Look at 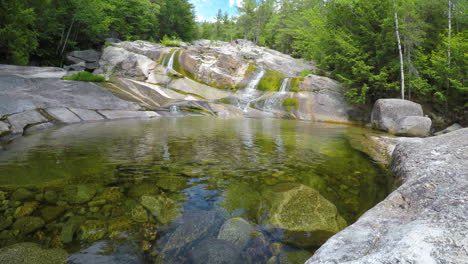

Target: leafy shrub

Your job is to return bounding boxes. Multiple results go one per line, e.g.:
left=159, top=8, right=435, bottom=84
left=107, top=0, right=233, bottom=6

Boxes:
left=160, top=35, right=184, bottom=47
left=282, top=98, right=299, bottom=111
left=62, top=72, right=106, bottom=82
left=299, top=69, right=313, bottom=77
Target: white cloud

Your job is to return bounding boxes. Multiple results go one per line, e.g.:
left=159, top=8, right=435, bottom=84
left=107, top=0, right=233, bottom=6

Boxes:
left=229, top=0, right=244, bottom=8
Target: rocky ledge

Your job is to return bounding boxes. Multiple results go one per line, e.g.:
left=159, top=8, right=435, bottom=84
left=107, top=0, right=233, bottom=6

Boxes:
left=307, top=128, right=468, bottom=264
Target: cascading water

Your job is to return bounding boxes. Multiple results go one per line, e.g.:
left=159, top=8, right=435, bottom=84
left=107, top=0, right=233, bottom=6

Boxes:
left=239, top=67, right=265, bottom=112
left=166, top=49, right=178, bottom=73
left=169, top=105, right=178, bottom=113
left=263, top=78, right=290, bottom=112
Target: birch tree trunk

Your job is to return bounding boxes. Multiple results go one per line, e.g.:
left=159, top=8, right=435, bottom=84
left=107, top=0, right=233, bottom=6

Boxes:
left=393, top=0, right=405, bottom=100
left=448, top=0, right=452, bottom=68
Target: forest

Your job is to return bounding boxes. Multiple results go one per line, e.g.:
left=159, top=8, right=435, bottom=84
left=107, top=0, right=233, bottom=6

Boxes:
left=1, top=0, right=466, bottom=118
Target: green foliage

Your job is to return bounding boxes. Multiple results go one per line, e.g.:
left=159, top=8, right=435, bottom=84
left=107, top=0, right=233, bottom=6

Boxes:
left=299, top=69, right=313, bottom=77
left=282, top=98, right=299, bottom=111
left=62, top=72, right=106, bottom=82
left=160, top=35, right=184, bottom=47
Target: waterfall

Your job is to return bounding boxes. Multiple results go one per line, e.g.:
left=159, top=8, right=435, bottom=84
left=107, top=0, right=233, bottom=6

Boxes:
left=263, top=78, right=290, bottom=112
left=240, top=67, right=265, bottom=111
left=166, top=49, right=178, bottom=72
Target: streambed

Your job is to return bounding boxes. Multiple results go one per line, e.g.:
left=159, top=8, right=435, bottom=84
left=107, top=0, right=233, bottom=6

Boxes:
left=0, top=117, right=393, bottom=263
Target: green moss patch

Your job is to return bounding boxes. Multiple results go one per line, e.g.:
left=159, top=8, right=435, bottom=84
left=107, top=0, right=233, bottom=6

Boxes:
left=282, top=98, right=299, bottom=111
left=62, top=72, right=106, bottom=82
left=289, top=77, right=304, bottom=92
left=258, top=76, right=283, bottom=92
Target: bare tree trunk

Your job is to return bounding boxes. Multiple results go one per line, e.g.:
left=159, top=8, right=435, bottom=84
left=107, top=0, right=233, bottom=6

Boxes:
left=393, top=0, right=405, bottom=100
left=446, top=0, right=452, bottom=112
left=61, top=17, right=76, bottom=56
left=56, top=27, right=65, bottom=54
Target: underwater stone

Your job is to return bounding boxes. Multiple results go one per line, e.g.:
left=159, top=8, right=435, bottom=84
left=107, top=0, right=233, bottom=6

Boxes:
left=40, top=206, right=66, bottom=222
left=262, top=183, right=347, bottom=247
left=88, top=199, right=106, bottom=207
left=10, top=188, right=33, bottom=201
left=190, top=239, right=244, bottom=264
left=279, top=250, right=312, bottom=264
left=125, top=200, right=149, bottom=223
left=217, top=217, right=255, bottom=250
left=0, top=242, right=68, bottom=264
left=140, top=195, right=180, bottom=225
left=61, top=216, right=86, bottom=244
left=62, top=185, right=96, bottom=204
left=128, top=183, right=160, bottom=199
left=0, top=191, right=7, bottom=201
left=79, top=220, right=107, bottom=242
left=44, top=191, right=58, bottom=204
left=14, top=201, right=39, bottom=218
left=156, top=176, right=188, bottom=192
left=0, top=216, right=13, bottom=231
left=12, top=216, right=45, bottom=235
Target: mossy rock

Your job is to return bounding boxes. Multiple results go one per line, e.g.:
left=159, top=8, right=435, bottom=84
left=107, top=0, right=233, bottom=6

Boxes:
left=258, top=76, right=283, bottom=92
left=0, top=216, right=13, bottom=231
left=14, top=201, right=39, bottom=218
left=79, top=220, right=107, bottom=242
left=40, top=206, right=66, bottom=222
left=156, top=176, right=188, bottom=192
left=61, top=216, right=86, bottom=244
left=0, top=242, right=68, bottom=264
left=12, top=216, right=45, bottom=235
left=94, top=188, right=123, bottom=203
left=124, top=200, right=149, bottom=223
left=140, top=195, right=180, bottom=225
left=108, top=216, right=133, bottom=238
left=44, top=191, right=58, bottom=204
left=289, top=77, right=304, bottom=92
left=11, top=188, right=33, bottom=201
left=62, top=185, right=96, bottom=204
left=278, top=250, right=312, bottom=264
left=221, top=183, right=261, bottom=220
left=262, top=183, right=347, bottom=247
left=128, top=183, right=160, bottom=199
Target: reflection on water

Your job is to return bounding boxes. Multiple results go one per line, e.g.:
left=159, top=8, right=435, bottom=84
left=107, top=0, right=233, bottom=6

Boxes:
left=0, top=117, right=393, bottom=263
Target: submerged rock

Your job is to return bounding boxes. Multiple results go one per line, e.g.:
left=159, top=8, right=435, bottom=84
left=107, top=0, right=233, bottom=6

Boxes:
left=12, top=216, right=45, bottom=235
left=262, top=183, right=347, bottom=247
left=0, top=242, right=68, bottom=264
left=10, top=188, right=33, bottom=201
left=62, top=185, right=96, bottom=204
left=217, top=217, right=255, bottom=250
left=189, top=239, right=245, bottom=264
left=140, top=195, right=180, bottom=224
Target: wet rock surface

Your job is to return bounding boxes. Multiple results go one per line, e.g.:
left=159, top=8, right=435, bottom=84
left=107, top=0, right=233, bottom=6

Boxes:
left=307, top=128, right=468, bottom=264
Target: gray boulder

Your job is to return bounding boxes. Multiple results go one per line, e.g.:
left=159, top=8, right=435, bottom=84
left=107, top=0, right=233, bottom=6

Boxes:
left=395, top=116, right=431, bottom=137
left=0, top=243, right=68, bottom=264
left=434, top=123, right=463, bottom=136
left=0, top=121, right=10, bottom=136
left=307, top=128, right=468, bottom=264
left=371, top=99, right=424, bottom=133
left=217, top=217, right=255, bottom=250
left=69, top=108, right=104, bottom=121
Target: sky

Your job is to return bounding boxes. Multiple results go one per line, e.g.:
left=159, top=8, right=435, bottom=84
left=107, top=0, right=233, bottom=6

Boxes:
left=189, top=0, right=243, bottom=22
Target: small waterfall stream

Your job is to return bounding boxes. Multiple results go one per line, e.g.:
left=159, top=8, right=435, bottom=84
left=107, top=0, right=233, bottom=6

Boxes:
left=166, top=49, right=178, bottom=73
left=240, top=67, right=265, bottom=111
left=169, top=105, right=179, bottom=113
left=263, top=78, right=290, bottom=112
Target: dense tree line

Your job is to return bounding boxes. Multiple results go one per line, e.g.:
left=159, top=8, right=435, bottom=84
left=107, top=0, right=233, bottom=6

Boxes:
left=200, top=0, right=467, bottom=118
left=0, top=0, right=196, bottom=66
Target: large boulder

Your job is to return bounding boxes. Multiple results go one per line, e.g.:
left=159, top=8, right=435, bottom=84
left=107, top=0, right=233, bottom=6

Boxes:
left=307, top=128, right=468, bottom=264
left=217, top=217, right=255, bottom=250
left=65, top=49, right=101, bottom=71
left=262, top=183, right=347, bottom=247
left=395, top=116, right=431, bottom=137
left=0, top=243, right=68, bottom=264
left=371, top=99, right=425, bottom=134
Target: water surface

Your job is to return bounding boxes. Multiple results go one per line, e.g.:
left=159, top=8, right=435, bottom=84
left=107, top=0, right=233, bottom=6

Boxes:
left=0, top=117, right=393, bottom=263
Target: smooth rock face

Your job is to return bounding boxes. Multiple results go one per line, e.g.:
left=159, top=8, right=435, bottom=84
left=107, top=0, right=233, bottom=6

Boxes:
left=434, top=123, right=463, bottom=136
left=395, top=116, right=431, bottom=137
left=68, top=108, right=104, bottom=121
left=262, top=183, right=347, bottom=247
left=45, top=107, right=81, bottom=123
left=0, top=242, right=68, bottom=264
left=7, top=110, right=48, bottom=134
left=97, top=110, right=159, bottom=120
left=0, top=65, right=140, bottom=116
left=371, top=99, right=424, bottom=133
left=307, top=128, right=468, bottom=264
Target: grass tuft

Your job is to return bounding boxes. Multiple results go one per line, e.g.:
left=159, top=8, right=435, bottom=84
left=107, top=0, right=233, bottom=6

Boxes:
left=282, top=98, right=299, bottom=111
left=62, top=72, right=106, bottom=82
